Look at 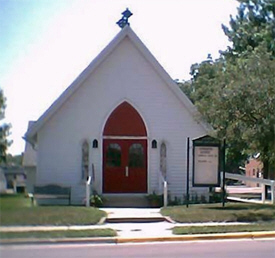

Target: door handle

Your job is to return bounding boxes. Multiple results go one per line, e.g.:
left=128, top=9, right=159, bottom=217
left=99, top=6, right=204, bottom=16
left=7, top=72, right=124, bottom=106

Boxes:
left=125, top=166, right=129, bottom=177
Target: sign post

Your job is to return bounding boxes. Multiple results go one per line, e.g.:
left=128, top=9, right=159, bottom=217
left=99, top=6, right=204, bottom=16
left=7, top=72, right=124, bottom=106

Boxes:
left=222, top=139, right=226, bottom=207
left=186, top=137, right=190, bottom=208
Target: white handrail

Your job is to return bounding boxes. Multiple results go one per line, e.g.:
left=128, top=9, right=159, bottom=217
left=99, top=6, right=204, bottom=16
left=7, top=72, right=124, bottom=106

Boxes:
left=160, top=174, right=168, bottom=207
left=225, top=172, right=274, bottom=185
left=163, top=180, right=168, bottom=207
left=225, top=172, right=275, bottom=204
left=86, top=176, right=91, bottom=207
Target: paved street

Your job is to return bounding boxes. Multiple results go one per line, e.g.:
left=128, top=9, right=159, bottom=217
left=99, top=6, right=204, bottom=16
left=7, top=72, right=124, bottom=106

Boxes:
left=1, top=239, right=274, bottom=258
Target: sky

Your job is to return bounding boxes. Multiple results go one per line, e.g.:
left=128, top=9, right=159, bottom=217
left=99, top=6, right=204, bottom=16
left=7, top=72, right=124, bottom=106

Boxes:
left=0, top=0, right=238, bottom=155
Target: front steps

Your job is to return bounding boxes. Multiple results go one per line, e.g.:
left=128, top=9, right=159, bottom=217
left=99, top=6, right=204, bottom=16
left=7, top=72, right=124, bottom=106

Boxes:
left=101, top=208, right=171, bottom=223
left=102, top=194, right=150, bottom=208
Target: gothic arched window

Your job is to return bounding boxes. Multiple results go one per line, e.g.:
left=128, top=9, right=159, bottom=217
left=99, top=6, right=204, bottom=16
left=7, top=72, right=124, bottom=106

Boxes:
left=160, top=142, right=167, bottom=178
left=82, top=140, right=89, bottom=180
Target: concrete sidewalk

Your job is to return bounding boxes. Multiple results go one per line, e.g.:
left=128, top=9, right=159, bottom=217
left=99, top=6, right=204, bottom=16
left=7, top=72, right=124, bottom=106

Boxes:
left=0, top=208, right=250, bottom=238
left=1, top=208, right=275, bottom=244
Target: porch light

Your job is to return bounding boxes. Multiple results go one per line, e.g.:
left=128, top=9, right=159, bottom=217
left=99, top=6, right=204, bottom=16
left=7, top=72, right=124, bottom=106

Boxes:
left=93, top=139, right=98, bottom=148
left=152, top=140, right=157, bottom=149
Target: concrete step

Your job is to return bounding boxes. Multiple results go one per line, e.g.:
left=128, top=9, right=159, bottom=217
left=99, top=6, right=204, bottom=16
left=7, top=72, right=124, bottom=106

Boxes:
left=101, top=208, right=173, bottom=224
left=105, top=217, right=166, bottom=223
left=102, top=194, right=150, bottom=208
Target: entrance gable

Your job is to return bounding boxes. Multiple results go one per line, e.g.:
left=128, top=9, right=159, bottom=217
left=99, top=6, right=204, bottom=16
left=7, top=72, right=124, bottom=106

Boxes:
left=25, top=26, right=208, bottom=143
left=103, top=102, right=147, bottom=136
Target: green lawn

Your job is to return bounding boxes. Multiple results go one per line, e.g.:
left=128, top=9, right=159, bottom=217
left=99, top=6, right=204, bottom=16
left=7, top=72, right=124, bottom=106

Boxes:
left=161, top=203, right=275, bottom=223
left=0, top=194, right=106, bottom=226
left=172, top=223, right=275, bottom=235
left=0, top=229, right=117, bottom=239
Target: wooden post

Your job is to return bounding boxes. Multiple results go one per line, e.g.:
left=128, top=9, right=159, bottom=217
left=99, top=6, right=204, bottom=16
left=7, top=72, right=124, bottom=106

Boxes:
left=270, top=181, right=274, bottom=204
left=261, top=183, right=266, bottom=203
left=13, top=180, right=17, bottom=194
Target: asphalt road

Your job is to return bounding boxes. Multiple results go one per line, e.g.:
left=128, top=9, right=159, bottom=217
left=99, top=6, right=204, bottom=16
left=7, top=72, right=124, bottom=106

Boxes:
left=1, top=239, right=275, bottom=258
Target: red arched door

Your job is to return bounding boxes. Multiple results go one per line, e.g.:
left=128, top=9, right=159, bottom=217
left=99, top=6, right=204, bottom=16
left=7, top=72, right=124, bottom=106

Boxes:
left=103, top=102, right=147, bottom=193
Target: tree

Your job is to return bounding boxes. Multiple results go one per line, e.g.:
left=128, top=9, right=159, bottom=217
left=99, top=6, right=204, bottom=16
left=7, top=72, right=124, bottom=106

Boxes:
left=176, top=80, right=194, bottom=103
left=6, top=154, right=23, bottom=166
left=222, top=0, right=275, bottom=57
left=0, top=88, right=11, bottom=164
left=189, top=45, right=275, bottom=179
left=181, top=0, right=275, bottom=179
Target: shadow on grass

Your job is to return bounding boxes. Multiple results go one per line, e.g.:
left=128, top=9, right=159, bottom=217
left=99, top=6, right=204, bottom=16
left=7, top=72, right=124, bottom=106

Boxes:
left=161, top=202, right=275, bottom=223
left=204, top=203, right=275, bottom=211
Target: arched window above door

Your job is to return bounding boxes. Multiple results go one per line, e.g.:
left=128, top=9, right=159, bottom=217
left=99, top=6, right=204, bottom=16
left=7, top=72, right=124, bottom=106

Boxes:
left=103, top=102, right=147, bottom=136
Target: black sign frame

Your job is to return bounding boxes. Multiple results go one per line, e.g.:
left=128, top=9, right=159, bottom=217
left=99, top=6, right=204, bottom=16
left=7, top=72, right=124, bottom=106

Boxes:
left=192, top=135, right=221, bottom=187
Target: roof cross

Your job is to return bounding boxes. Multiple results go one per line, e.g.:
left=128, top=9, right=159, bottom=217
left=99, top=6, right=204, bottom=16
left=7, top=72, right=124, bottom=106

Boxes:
left=116, top=8, right=133, bottom=29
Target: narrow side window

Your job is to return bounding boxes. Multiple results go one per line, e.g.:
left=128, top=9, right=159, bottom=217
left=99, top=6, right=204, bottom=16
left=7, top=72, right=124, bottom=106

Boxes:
left=82, top=140, right=89, bottom=180
left=160, top=142, right=167, bottom=178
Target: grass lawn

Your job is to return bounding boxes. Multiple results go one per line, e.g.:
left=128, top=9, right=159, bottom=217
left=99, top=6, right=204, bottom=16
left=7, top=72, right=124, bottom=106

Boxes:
left=172, top=222, right=275, bottom=235
left=161, top=203, right=275, bottom=223
left=0, top=229, right=117, bottom=239
left=0, top=194, right=106, bottom=226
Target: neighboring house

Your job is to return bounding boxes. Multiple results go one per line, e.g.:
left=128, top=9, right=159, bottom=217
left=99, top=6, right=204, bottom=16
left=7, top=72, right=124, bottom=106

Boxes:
left=0, top=168, right=7, bottom=193
left=23, top=122, right=37, bottom=193
left=24, top=25, right=210, bottom=205
left=1, top=166, right=26, bottom=193
left=245, top=158, right=263, bottom=187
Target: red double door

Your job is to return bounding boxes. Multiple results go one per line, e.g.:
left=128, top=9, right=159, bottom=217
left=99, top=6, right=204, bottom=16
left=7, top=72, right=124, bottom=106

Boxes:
left=103, top=139, right=147, bottom=193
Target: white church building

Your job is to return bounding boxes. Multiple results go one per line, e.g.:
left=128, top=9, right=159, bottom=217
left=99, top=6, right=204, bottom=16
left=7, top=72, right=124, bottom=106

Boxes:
left=24, top=24, right=210, bottom=205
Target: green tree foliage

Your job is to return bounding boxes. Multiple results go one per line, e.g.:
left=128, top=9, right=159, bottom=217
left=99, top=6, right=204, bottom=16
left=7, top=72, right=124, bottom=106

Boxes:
left=6, top=154, right=23, bottom=166
left=182, top=0, right=275, bottom=178
left=190, top=46, right=274, bottom=178
left=222, top=0, right=275, bottom=57
left=177, top=80, right=194, bottom=103
left=0, top=88, right=11, bottom=164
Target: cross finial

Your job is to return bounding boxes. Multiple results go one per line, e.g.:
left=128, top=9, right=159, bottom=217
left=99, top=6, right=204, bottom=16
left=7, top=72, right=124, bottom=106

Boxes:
left=116, top=8, right=133, bottom=29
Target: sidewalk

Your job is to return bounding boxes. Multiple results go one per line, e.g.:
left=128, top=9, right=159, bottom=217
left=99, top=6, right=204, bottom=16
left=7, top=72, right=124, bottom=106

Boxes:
left=1, top=208, right=275, bottom=244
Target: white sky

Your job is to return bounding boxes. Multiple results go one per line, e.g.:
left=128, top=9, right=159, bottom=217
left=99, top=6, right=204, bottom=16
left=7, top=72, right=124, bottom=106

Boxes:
left=0, top=0, right=238, bottom=155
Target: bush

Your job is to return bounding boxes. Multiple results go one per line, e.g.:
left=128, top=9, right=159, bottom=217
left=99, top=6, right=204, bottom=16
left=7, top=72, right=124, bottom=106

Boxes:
left=146, top=192, right=163, bottom=207
left=90, top=192, right=104, bottom=207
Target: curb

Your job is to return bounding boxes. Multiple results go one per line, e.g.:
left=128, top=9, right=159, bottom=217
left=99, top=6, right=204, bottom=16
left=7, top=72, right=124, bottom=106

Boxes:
left=1, top=231, right=275, bottom=245
left=116, top=231, right=275, bottom=243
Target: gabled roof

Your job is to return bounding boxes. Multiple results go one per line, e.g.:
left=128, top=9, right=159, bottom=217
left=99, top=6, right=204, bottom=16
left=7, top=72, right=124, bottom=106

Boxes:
left=25, top=25, right=209, bottom=141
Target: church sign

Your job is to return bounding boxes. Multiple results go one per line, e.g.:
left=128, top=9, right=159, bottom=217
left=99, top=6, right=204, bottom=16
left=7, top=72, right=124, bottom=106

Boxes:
left=192, top=136, right=220, bottom=187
